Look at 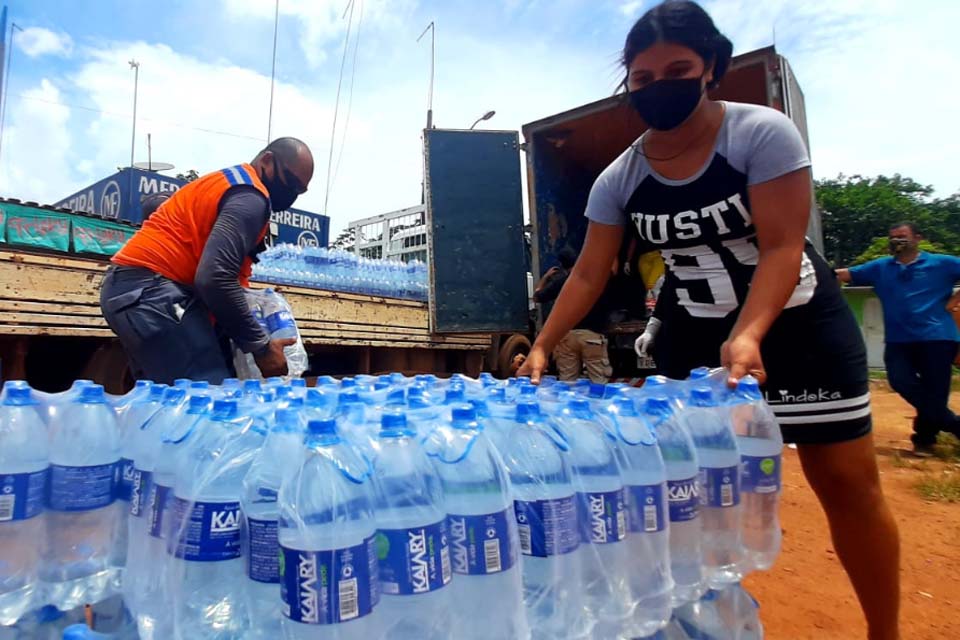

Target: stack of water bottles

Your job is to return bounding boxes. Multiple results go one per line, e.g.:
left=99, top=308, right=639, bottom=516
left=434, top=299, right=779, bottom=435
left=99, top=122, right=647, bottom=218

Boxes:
left=0, top=368, right=782, bottom=639
left=252, top=243, right=429, bottom=301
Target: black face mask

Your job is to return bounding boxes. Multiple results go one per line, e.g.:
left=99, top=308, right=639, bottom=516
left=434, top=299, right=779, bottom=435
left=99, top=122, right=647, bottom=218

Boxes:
left=260, top=163, right=299, bottom=212
left=888, top=238, right=910, bottom=255
left=628, top=77, right=704, bottom=131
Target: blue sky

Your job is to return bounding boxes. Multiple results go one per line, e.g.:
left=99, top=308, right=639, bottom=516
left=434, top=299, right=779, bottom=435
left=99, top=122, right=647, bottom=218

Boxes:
left=1, top=0, right=958, bottom=234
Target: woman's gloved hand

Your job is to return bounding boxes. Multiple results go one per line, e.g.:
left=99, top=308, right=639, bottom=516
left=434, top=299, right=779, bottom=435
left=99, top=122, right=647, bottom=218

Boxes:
left=634, top=317, right=662, bottom=357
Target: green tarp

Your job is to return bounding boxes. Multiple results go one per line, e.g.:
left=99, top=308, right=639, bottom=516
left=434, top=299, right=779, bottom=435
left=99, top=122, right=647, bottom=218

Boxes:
left=72, top=216, right=136, bottom=256
left=0, top=203, right=135, bottom=256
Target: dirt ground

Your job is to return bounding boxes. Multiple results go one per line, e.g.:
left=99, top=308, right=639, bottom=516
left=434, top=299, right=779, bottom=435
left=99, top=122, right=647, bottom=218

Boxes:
left=743, top=387, right=960, bottom=639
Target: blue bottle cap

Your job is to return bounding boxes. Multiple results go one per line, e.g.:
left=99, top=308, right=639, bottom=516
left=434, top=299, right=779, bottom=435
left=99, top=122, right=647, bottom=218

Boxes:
left=212, top=399, right=239, bottom=419
left=479, top=372, right=496, bottom=385
left=374, top=381, right=391, bottom=391
left=340, top=391, right=361, bottom=404
left=275, top=407, right=302, bottom=432
left=588, top=383, right=606, bottom=399
left=567, top=397, right=590, bottom=413
left=516, top=376, right=531, bottom=385
left=306, top=388, right=326, bottom=406
left=3, top=385, right=35, bottom=406
left=243, top=379, right=262, bottom=393
left=190, top=381, right=210, bottom=390
left=451, top=404, right=477, bottom=425
left=286, top=397, right=305, bottom=409
left=574, top=379, right=590, bottom=388
left=307, top=418, right=337, bottom=437
left=341, top=378, right=357, bottom=389
left=318, top=376, right=338, bottom=386
left=515, top=401, right=540, bottom=422
left=518, top=384, right=537, bottom=397
left=162, top=387, right=187, bottom=406
left=188, top=394, right=212, bottom=413
left=221, top=378, right=240, bottom=388
left=133, top=380, right=152, bottom=390
left=79, top=384, right=106, bottom=403
left=487, top=388, right=506, bottom=403
left=541, top=375, right=558, bottom=386
left=643, top=375, right=667, bottom=388
left=266, top=376, right=284, bottom=386
left=689, top=367, right=711, bottom=380
left=386, top=389, right=406, bottom=405
left=275, top=385, right=293, bottom=399
left=737, top=377, right=762, bottom=397
left=613, top=396, right=637, bottom=415
left=643, top=396, right=672, bottom=414
left=689, top=387, right=715, bottom=407
left=445, top=388, right=465, bottom=403
left=174, top=378, right=191, bottom=388
left=148, top=384, right=168, bottom=401
left=290, top=378, right=307, bottom=389
left=380, top=412, right=407, bottom=435
left=389, top=372, right=405, bottom=384
left=469, top=399, right=490, bottom=418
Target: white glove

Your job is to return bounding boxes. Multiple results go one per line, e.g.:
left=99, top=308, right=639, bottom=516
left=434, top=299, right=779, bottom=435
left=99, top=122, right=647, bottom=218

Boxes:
left=634, top=317, right=662, bottom=357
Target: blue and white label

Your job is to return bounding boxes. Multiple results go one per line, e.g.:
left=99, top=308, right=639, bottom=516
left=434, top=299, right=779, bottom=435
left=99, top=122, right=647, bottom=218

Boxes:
left=168, top=497, right=242, bottom=561
left=0, top=469, right=48, bottom=521
left=117, top=458, right=135, bottom=502
left=266, top=310, right=296, bottom=333
left=148, top=483, right=171, bottom=539
left=248, top=517, right=279, bottom=584
left=447, top=508, right=517, bottom=575
left=741, top=454, right=781, bottom=494
left=280, top=536, right=378, bottom=625
left=627, top=483, right=667, bottom=533
left=700, top=466, right=741, bottom=508
left=667, top=477, right=700, bottom=523
left=514, top=496, right=579, bottom=557
left=577, top=489, right=627, bottom=544
left=47, top=462, right=118, bottom=512
left=376, top=520, right=451, bottom=595
left=129, top=468, right=152, bottom=518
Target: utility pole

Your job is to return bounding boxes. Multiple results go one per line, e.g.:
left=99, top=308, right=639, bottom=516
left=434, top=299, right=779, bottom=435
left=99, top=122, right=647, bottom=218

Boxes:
left=129, top=59, right=140, bottom=169
left=417, top=21, right=435, bottom=130
left=267, top=0, right=279, bottom=142
left=0, top=21, right=23, bottom=166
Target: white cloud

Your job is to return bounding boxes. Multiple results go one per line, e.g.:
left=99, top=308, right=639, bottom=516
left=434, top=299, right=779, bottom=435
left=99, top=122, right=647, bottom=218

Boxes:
left=16, top=27, right=73, bottom=58
left=619, top=1, right=643, bottom=17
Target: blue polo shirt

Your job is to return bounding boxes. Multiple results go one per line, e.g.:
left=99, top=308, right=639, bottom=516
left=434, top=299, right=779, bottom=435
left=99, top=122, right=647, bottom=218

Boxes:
left=849, top=252, right=960, bottom=343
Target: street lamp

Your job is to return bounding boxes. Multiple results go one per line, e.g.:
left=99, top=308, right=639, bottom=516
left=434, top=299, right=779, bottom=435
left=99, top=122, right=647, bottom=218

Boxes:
left=469, top=110, right=496, bottom=130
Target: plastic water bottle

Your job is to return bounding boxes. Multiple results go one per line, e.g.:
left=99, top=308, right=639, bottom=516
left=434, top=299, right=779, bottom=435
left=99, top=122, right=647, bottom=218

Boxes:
left=405, top=387, right=441, bottom=440
left=242, top=406, right=305, bottom=639
left=278, top=418, right=382, bottom=639
left=643, top=397, right=704, bottom=606
left=427, top=405, right=529, bottom=640
left=124, top=387, right=186, bottom=618
left=500, top=401, right=589, bottom=640
left=42, top=384, right=122, bottom=611
left=260, top=288, right=309, bottom=377
left=608, top=396, right=673, bottom=636
left=483, top=388, right=514, bottom=455
left=0, top=384, right=48, bottom=625
left=372, top=412, right=452, bottom=639
left=674, top=590, right=728, bottom=640
left=682, top=388, right=743, bottom=588
left=168, top=399, right=262, bottom=639
left=731, top=378, right=782, bottom=572
left=713, top=583, right=763, bottom=639
left=552, top=397, right=634, bottom=639
left=137, top=394, right=211, bottom=638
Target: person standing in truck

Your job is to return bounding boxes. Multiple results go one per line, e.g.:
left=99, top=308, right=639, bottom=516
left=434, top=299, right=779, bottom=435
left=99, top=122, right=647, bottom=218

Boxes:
left=100, top=137, right=313, bottom=384
left=533, top=246, right=614, bottom=382
left=837, top=222, right=960, bottom=455
left=518, top=2, right=900, bottom=637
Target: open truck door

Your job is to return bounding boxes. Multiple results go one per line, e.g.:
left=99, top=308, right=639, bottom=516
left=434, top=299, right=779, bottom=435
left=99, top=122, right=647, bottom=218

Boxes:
left=423, top=129, right=529, bottom=336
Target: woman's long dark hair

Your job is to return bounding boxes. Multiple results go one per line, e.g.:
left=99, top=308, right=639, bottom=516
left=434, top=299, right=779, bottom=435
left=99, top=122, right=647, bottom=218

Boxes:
left=622, top=1, right=734, bottom=89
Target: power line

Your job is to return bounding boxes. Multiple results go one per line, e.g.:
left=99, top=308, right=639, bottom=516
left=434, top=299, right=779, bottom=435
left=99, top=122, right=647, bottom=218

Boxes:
left=323, top=0, right=356, bottom=216
left=12, top=92, right=265, bottom=142
left=267, top=0, right=279, bottom=142
left=0, top=22, right=24, bottom=165
left=332, top=0, right=363, bottom=188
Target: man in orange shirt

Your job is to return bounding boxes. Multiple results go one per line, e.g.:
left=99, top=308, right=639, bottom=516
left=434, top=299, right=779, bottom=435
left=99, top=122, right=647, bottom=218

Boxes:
left=100, top=137, right=313, bottom=384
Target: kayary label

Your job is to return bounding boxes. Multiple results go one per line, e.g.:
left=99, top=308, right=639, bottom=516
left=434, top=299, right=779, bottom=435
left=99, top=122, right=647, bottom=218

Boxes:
left=117, top=457, right=135, bottom=502
left=626, top=483, right=667, bottom=533
left=576, top=489, right=627, bottom=544
left=129, top=468, right=152, bottom=518
left=376, top=519, right=450, bottom=595
left=266, top=310, right=296, bottom=333
left=148, top=483, right=171, bottom=539
left=280, top=536, right=378, bottom=625
left=514, top=496, right=579, bottom=557
left=447, top=508, right=517, bottom=575
left=168, top=497, right=242, bottom=561
left=248, top=517, right=280, bottom=584
left=741, top=454, right=781, bottom=494
left=667, top=476, right=700, bottom=523
left=47, top=462, right=118, bottom=512
left=700, top=465, right=741, bottom=508
left=0, top=469, right=47, bottom=522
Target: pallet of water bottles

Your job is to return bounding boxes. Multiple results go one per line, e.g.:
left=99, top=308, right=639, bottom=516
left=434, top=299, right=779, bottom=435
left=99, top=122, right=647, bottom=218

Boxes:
left=0, top=368, right=781, bottom=639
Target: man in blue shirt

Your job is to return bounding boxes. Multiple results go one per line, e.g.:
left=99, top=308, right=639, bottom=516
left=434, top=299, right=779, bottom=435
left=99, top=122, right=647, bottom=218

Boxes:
left=838, top=222, right=960, bottom=453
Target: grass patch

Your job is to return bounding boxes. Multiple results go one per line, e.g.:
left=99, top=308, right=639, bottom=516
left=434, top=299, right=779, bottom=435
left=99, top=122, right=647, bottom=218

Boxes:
left=933, top=433, right=960, bottom=462
left=915, top=472, right=960, bottom=503
left=868, top=370, right=888, bottom=381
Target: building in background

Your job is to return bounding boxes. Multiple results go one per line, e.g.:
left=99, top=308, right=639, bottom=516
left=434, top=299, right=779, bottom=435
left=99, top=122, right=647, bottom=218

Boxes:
left=349, top=204, right=428, bottom=263
left=54, top=168, right=330, bottom=247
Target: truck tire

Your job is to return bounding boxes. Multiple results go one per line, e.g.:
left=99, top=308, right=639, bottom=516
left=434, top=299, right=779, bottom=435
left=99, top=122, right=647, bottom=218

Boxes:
left=497, top=334, right=531, bottom=378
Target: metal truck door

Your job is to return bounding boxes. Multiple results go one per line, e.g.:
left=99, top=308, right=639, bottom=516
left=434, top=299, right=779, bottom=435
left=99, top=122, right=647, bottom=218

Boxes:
left=423, top=128, right=528, bottom=334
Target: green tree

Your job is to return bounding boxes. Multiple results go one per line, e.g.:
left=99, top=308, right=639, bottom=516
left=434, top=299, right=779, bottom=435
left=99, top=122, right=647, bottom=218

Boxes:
left=330, top=227, right=356, bottom=251
left=176, top=169, right=200, bottom=182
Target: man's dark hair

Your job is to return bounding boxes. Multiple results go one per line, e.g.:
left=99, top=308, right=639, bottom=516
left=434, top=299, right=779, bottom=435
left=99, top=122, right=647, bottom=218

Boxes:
left=557, top=246, right=578, bottom=269
left=140, top=193, right=170, bottom=221
left=253, top=137, right=309, bottom=166
left=890, top=222, right=921, bottom=236
left=622, top=0, right=734, bottom=90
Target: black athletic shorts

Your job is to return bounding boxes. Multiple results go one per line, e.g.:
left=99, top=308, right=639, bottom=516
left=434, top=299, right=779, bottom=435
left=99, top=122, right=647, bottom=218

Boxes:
left=654, top=268, right=871, bottom=445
